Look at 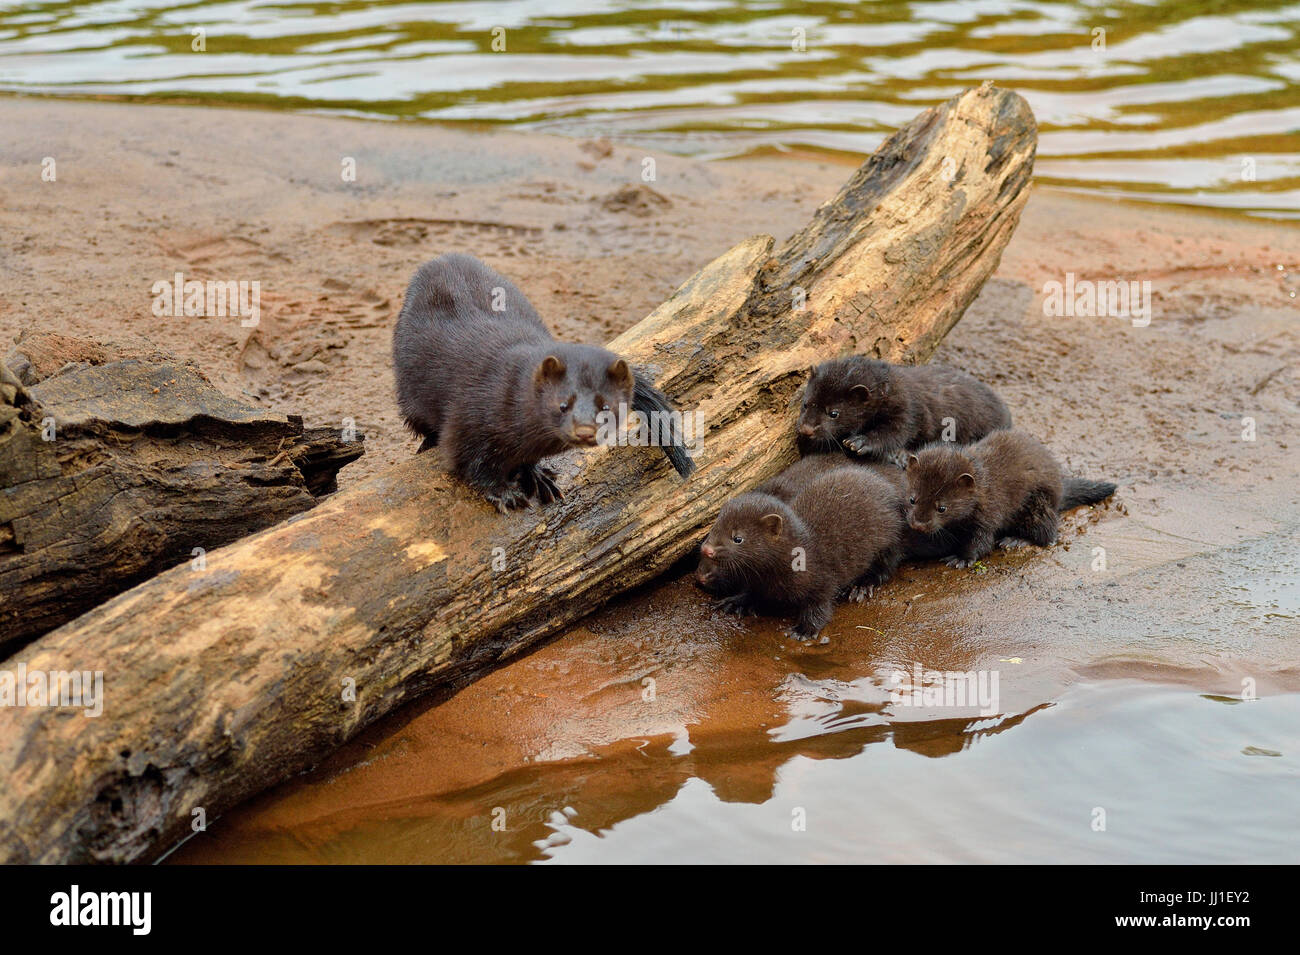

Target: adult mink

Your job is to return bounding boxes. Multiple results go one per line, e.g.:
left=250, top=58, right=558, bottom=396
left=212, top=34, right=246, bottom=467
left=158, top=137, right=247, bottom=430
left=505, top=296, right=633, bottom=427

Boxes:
left=798, top=357, right=1011, bottom=461
left=903, top=429, right=1116, bottom=568
left=393, top=253, right=694, bottom=511
left=694, top=466, right=905, bottom=641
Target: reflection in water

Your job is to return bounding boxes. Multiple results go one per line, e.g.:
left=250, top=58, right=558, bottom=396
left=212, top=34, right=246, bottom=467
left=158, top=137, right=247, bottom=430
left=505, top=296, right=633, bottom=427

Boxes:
left=1, top=0, right=1297, bottom=217
left=173, top=682, right=1298, bottom=864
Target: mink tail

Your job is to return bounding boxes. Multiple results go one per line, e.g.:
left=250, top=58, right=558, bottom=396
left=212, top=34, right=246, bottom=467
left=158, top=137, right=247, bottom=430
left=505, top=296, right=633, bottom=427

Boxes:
left=1060, top=477, right=1117, bottom=509
left=632, top=370, right=696, bottom=478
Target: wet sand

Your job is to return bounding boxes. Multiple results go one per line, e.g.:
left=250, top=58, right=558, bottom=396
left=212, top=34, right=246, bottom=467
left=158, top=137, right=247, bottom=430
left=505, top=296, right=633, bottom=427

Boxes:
left=3, top=99, right=1297, bottom=864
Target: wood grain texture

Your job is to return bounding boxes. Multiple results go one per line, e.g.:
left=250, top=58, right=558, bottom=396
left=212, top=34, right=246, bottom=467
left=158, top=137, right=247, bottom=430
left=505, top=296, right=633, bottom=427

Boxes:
left=0, top=348, right=363, bottom=652
left=0, top=84, right=1036, bottom=863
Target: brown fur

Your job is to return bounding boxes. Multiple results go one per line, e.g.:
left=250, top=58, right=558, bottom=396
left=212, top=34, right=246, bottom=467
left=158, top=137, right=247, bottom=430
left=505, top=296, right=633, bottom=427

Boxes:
left=695, top=466, right=904, bottom=640
left=798, top=357, right=1012, bottom=462
left=904, top=429, right=1067, bottom=567
left=753, top=455, right=964, bottom=561
left=393, top=253, right=692, bottom=511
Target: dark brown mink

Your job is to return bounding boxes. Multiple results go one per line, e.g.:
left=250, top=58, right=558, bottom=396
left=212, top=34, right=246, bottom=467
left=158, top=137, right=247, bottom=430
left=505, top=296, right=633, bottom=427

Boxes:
left=393, top=253, right=694, bottom=512
left=797, top=357, right=1012, bottom=462
left=754, top=454, right=967, bottom=561
left=749, top=455, right=969, bottom=562
left=903, top=429, right=1116, bottom=568
left=745, top=452, right=1057, bottom=565
left=755, top=453, right=904, bottom=503
left=694, top=467, right=905, bottom=641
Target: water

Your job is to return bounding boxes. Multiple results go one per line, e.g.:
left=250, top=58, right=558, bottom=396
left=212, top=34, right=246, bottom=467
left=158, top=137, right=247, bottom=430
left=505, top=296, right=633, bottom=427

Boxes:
left=1, top=0, right=1298, bottom=219
left=172, top=681, right=1300, bottom=864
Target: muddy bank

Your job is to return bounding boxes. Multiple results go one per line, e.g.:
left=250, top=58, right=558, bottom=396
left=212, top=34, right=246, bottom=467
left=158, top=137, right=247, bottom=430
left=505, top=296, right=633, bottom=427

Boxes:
left=2, top=99, right=1297, bottom=864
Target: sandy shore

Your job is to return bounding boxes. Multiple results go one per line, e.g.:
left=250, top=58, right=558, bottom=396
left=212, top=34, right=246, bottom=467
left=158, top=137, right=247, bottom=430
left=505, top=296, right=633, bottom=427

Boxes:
left=3, top=99, right=1297, bottom=863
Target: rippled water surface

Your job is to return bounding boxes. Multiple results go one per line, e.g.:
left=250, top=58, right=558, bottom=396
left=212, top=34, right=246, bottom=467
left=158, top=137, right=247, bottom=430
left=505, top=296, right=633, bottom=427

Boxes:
left=1, top=0, right=1297, bottom=218
left=172, top=682, right=1300, bottom=864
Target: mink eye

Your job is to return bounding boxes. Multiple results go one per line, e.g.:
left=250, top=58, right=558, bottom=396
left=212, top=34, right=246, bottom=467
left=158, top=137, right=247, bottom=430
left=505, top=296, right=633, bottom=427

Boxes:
left=937, top=504, right=947, bottom=513
left=908, top=496, right=916, bottom=505
left=732, top=535, right=743, bottom=544
left=828, top=409, right=840, bottom=419
left=559, top=401, right=570, bottom=412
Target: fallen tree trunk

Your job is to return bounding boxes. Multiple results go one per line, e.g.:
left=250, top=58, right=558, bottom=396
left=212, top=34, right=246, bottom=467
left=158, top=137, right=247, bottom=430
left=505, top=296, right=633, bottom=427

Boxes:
left=0, top=84, right=1035, bottom=863
left=0, top=343, right=363, bottom=653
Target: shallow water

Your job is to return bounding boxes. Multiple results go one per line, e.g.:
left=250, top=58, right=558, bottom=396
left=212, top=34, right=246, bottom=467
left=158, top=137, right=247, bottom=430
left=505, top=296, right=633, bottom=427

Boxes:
left=1, top=0, right=1297, bottom=218
left=172, top=681, right=1299, bottom=864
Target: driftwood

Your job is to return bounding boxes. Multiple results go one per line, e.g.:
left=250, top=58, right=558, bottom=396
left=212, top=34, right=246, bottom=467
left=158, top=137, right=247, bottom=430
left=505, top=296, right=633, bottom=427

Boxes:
left=0, top=342, right=363, bottom=652
left=0, top=84, right=1036, bottom=863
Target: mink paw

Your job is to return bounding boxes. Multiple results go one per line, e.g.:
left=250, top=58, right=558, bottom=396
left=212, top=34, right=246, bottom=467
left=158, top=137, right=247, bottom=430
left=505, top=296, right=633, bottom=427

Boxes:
left=715, top=595, right=754, bottom=617
left=785, top=628, right=822, bottom=644
left=944, top=556, right=976, bottom=569
left=842, top=436, right=874, bottom=457
left=998, top=537, right=1034, bottom=550
left=486, top=487, right=533, bottom=513
left=847, top=585, right=874, bottom=603
left=520, top=465, right=561, bottom=509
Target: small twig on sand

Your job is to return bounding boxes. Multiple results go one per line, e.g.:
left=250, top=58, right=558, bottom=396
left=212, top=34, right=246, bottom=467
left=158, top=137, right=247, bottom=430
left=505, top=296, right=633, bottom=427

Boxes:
left=1250, top=365, right=1286, bottom=396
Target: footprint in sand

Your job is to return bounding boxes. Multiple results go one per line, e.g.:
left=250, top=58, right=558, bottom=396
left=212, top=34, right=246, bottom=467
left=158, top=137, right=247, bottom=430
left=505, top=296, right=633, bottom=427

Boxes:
left=327, top=217, right=541, bottom=256
left=159, top=232, right=290, bottom=266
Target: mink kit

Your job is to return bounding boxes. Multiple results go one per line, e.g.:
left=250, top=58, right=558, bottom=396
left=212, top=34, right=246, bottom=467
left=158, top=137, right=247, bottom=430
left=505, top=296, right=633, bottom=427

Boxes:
left=797, top=356, right=1011, bottom=461
left=904, top=429, right=1116, bottom=568
left=692, top=360, right=1115, bottom=638
left=695, top=464, right=905, bottom=641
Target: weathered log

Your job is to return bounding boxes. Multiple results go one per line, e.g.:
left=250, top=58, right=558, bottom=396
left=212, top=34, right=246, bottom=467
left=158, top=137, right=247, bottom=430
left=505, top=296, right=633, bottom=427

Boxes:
left=0, top=345, right=364, bottom=652
left=0, top=84, right=1036, bottom=863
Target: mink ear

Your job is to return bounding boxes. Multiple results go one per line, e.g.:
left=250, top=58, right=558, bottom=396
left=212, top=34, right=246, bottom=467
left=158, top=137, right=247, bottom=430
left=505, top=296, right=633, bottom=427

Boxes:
left=760, top=512, right=784, bottom=537
left=906, top=454, right=919, bottom=469
left=535, top=355, right=566, bottom=385
left=849, top=384, right=870, bottom=401
left=607, top=358, right=634, bottom=390
left=956, top=472, right=975, bottom=488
